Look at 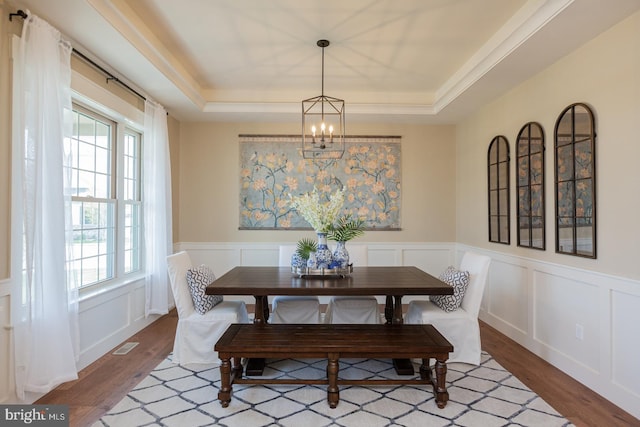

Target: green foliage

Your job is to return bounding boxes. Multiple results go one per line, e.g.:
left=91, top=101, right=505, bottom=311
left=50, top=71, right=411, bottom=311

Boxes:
left=327, top=215, right=365, bottom=242
left=296, top=238, right=317, bottom=260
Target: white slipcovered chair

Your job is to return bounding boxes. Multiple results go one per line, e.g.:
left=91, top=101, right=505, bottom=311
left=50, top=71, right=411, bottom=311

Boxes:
left=270, top=245, right=321, bottom=324
left=324, top=244, right=381, bottom=324
left=166, top=251, right=249, bottom=365
left=405, top=252, right=491, bottom=365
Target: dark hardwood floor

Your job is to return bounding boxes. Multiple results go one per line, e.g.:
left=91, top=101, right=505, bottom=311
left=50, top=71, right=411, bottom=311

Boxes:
left=37, top=307, right=638, bottom=427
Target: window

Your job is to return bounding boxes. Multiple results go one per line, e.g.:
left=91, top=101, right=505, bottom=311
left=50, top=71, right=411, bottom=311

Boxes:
left=516, top=122, right=545, bottom=250
left=123, top=131, right=142, bottom=273
left=68, top=104, right=143, bottom=288
left=554, top=103, right=596, bottom=258
left=488, top=135, right=510, bottom=244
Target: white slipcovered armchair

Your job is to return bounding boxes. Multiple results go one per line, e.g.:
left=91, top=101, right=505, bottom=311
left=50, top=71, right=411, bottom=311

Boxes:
left=405, top=252, right=491, bottom=365
left=166, top=251, right=249, bottom=365
left=270, top=245, right=321, bottom=324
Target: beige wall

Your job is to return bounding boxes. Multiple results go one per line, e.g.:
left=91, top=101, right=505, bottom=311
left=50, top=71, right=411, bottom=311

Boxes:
left=456, top=11, right=640, bottom=280
left=167, top=115, right=181, bottom=243
left=176, top=121, right=456, bottom=244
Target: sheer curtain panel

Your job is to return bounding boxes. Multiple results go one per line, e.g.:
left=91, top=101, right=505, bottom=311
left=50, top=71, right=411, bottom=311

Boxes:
left=143, top=99, right=173, bottom=316
left=11, top=12, right=79, bottom=400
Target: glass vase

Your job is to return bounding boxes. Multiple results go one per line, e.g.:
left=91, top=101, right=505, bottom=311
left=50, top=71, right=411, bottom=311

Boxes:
left=333, top=241, right=349, bottom=268
left=314, top=232, right=333, bottom=269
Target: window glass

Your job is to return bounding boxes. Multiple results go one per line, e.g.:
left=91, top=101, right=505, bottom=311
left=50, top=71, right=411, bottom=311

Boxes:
left=69, top=105, right=143, bottom=288
left=123, top=131, right=142, bottom=274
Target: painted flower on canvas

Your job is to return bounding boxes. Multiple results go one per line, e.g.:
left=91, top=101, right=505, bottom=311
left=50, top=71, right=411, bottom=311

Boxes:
left=239, top=136, right=401, bottom=230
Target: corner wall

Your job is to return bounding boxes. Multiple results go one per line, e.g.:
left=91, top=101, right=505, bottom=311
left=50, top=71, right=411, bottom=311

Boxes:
left=456, top=12, right=640, bottom=418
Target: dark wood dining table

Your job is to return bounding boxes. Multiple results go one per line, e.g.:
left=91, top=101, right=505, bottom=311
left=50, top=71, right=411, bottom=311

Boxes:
left=206, top=266, right=453, bottom=324
left=205, top=266, right=453, bottom=374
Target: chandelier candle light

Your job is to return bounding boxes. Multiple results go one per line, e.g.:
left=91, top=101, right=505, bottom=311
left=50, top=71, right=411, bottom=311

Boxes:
left=301, top=40, right=345, bottom=159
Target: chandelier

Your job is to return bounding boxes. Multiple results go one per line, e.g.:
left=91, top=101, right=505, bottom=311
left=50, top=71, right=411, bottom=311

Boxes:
left=301, top=40, right=345, bottom=159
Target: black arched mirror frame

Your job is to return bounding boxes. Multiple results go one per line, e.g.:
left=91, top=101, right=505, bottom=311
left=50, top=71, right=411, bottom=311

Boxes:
left=554, top=103, right=596, bottom=258
left=516, top=122, right=545, bottom=250
left=488, top=135, right=510, bottom=245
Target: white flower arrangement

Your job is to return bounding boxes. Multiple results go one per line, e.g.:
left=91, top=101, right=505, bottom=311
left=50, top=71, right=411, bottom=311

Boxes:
left=289, top=186, right=345, bottom=233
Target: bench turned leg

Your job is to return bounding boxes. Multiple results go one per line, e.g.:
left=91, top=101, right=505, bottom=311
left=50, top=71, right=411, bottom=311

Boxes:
left=218, top=357, right=232, bottom=407
left=327, top=354, right=340, bottom=408
left=433, top=358, right=449, bottom=408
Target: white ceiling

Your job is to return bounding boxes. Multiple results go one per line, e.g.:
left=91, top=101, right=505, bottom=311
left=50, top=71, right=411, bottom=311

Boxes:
left=14, top=0, right=640, bottom=123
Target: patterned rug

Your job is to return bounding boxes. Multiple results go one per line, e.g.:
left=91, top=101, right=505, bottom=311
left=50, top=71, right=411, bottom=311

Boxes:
left=94, top=352, right=573, bottom=427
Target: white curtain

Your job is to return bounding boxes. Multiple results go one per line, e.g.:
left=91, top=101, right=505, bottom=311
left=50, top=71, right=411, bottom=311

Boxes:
left=144, top=99, right=173, bottom=316
left=11, top=12, right=79, bottom=400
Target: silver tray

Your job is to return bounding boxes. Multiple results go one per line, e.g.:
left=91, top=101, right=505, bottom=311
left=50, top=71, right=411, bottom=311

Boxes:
left=291, top=265, right=353, bottom=278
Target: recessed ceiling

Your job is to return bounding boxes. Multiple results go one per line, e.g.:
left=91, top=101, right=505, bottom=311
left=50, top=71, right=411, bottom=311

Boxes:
left=15, top=0, right=640, bottom=122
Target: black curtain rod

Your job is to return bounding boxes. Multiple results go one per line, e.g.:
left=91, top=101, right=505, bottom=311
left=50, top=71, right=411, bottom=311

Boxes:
left=9, top=9, right=147, bottom=102
left=72, top=49, right=147, bottom=102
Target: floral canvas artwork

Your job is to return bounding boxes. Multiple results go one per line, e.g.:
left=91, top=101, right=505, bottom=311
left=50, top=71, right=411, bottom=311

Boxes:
left=239, top=135, right=401, bottom=230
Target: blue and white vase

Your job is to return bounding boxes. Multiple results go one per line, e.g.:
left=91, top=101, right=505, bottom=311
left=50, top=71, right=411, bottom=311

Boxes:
left=332, top=241, right=349, bottom=268
left=290, top=252, right=306, bottom=269
left=314, top=232, right=333, bottom=269
left=306, top=252, right=317, bottom=268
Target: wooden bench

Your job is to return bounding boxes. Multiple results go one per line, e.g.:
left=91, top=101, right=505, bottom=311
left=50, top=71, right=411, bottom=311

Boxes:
left=215, top=323, right=453, bottom=409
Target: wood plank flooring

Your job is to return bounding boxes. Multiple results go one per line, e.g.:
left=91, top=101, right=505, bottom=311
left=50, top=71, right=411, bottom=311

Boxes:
left=36, top=308, right=638, bottom=427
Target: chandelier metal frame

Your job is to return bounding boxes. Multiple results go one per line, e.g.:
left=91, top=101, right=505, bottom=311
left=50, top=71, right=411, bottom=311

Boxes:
left=301, top=39, right=345, bottom=159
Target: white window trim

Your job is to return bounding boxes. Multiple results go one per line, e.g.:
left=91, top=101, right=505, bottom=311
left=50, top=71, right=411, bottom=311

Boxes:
left=71, top=69, right=144, bottom=132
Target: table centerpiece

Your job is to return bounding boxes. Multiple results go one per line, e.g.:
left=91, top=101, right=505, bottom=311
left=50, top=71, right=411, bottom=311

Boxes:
left=290, top=186, right=356, bottom=275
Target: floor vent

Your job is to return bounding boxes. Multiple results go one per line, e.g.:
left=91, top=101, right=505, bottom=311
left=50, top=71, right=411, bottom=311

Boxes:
left=112, top=342, right=139, bottom=355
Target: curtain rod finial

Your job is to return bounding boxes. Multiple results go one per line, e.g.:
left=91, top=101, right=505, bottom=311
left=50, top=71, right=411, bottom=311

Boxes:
left=9, top=9, right=28, bottom=22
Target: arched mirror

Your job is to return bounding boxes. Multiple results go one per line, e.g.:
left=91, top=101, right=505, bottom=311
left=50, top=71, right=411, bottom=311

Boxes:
left=554, top=103, right=596, bottom=258
left=516, top=122, right=545, bottom=250
left=488, top=135, right=510, bottom=244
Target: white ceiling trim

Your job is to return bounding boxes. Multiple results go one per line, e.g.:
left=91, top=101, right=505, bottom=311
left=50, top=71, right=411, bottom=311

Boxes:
left=203, top=102, right=298, bottom=114
left=87, top=0, right=574, bottom=119
left=202, top=101, right=437, bottom=117
left=87, top=0, right=207, bottom=109
left=434, top=0, right=574, bottom=113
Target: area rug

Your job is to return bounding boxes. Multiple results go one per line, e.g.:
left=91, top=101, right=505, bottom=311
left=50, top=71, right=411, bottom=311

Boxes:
left=94, top=351, right=573, bottom=427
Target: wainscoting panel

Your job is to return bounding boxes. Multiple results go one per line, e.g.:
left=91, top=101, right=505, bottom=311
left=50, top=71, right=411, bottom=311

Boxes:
left=402, top=247, right=452, bottom=276
left=486, top=259, right=528, bottom=334
left=241, top=248, right=279, bottom=266
left=132, top=284, right=146, bottom=322
left=368, top=247, right=398, bottom=266
left=79, top=292, right=131, bottom=359
left=188, top=246, right=242, bottom=277
left=177, top=242, right=454, bottom=273
left=77, top=278, right=158, bottom=371
left=611, top=289, right=640, bottom=397
left=533, top=270, right=600, bottom=371
left=467, top=244, right=640, bottom=420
